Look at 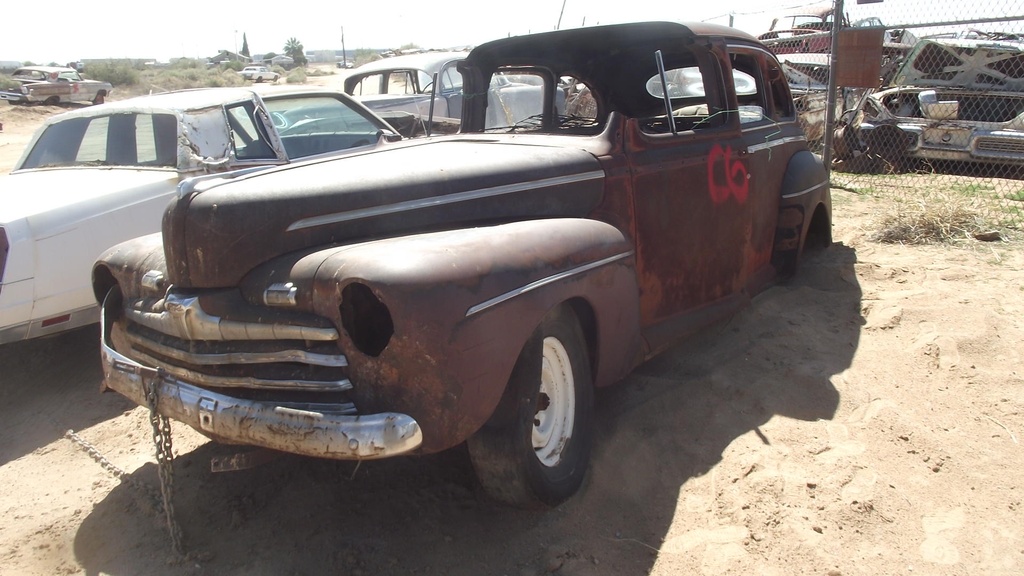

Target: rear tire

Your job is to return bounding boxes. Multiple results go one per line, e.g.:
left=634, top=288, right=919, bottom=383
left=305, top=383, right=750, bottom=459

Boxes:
left=467, top=305, right=594, bottom=508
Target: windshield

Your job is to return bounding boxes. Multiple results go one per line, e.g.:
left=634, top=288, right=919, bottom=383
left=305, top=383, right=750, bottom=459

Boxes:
left=265, top=95, right=386, bottom=158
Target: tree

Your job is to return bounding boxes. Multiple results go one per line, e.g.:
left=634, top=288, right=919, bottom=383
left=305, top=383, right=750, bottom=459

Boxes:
left=240, top=33, right=250, bottom=59
left=283, top=37, right=307, bottom=67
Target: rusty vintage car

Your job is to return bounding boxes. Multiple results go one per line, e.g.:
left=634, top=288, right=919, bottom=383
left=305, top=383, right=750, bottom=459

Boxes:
left=0, top=66, right=112, bottom=105
left=93, top=22, right=831, bottom=507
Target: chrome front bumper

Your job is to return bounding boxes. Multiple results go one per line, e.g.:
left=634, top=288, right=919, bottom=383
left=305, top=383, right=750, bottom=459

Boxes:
left=100, top=302, right=423, bottom=460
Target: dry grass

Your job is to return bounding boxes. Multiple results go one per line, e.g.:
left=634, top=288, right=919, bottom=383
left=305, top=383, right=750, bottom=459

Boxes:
left=871, top=189, right=989, bottom=244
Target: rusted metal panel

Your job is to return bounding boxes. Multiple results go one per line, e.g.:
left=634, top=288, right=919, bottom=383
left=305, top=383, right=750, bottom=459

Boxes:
left=835, top=28, right=885, bottom=88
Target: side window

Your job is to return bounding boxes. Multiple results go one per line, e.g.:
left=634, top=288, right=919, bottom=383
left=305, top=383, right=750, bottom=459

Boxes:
left=485, top=69, right=565, bottom=131
left=766, top=59, right=796, bottom=120
left=387, top=71, right=415, bottom=95
left=729, top=52, right=769, bottom=124
left=350, top=74, right=383, bottom=95
left=439, top=63, right=463, bottom=92
left=226, top=102, right=275, bottom=160
left=564, top=76, right=598, bottom=122
left=641, top=59, right=727, bottom=134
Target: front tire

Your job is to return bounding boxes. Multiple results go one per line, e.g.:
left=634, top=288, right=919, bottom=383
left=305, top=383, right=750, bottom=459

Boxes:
left=467, top=305, right=594, bottom=508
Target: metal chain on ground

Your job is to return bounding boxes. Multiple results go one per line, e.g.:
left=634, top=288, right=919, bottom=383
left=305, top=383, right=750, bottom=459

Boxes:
left=145, top=372, right=185, bottom=556
left=63, top=429, right=165, bottom=511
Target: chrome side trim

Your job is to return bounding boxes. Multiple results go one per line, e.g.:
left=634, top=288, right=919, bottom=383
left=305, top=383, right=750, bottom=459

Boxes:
left=465, top=251, right=634, bottom=317
left=128, top=293, right=337, bottom=342
left=286, top=170, right=606, bottom=232
left=782, top=180, right=828, bottom=200
left=746, top=135, right=807, bottom=153
left=125, top=331, right=348, bottom=367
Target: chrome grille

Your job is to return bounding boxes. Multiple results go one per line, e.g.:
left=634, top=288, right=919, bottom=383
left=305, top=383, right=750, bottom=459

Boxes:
left=975, top=138, right=1024, bottom=157
left=121, top=291, right=352, bottom=393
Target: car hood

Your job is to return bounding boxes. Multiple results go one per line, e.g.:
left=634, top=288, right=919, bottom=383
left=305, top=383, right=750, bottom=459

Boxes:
left=0, top=169, right=181, bottom=227
left=893, top=38, right=1024, bottom=91
left=162, top=137, right=606, bottom=288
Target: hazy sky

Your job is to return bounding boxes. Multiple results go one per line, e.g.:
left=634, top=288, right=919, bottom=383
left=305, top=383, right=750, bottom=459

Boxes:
left=3, top=0, right=1016, bottom=64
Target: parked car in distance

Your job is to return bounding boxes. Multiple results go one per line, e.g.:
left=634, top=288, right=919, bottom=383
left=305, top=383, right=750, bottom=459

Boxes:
left=835, top=37, right=1024, bottom=170
left=94, top=22, right=831, bottom=508
left=0, top=66, right=112, bottom=105
left=343, top=51, right=467, bottom=132
left=0, top=87, right=399, bottom=344
left=240, top=65, right=279, bottom=83
left=343, top=50, right=567, bottom=136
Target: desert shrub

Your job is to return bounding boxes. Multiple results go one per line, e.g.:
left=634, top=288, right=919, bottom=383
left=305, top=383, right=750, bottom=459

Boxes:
left=170, top=58, right=204, bottom=70
left=872, top=190, right=987, bottom=244
left=286, top=68, right=307, bottom=84
left=85, top=60, right=139, bottom=86
left=221, top=60, right=244, bottom=72
left=271, top=65, right=287, bottom=76
left=0, top=74, right=18, bottom=91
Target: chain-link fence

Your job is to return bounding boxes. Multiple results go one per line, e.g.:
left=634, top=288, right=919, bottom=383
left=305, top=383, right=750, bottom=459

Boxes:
left=757, top=0, right=1024, bottom=241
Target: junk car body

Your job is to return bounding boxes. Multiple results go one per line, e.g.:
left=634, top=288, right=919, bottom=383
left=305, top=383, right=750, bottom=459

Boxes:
left=93, top=22, right=831, bottom=507
left=0, top=66, right=112, bottom=105
left=344, top=52, right=468, bottom=122
left=758, top=4, right=846, bottom=55
left=0, top=87, right=398, bottom=343
left=836, top=37, right=1024, bottom=167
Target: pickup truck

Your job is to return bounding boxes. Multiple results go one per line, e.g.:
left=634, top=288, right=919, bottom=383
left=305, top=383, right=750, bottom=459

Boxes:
left=0, top=66, right=112, bottom=105
left=93, top=22, right=832, bottom=508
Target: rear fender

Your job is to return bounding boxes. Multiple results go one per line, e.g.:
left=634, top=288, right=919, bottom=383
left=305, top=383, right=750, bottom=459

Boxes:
left=772, top=150, right=831, bottom=276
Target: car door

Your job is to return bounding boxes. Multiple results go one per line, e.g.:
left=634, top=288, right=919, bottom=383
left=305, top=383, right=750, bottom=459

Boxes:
left=625, top=42, right=755, bottom=347
left=437, top=59, right=465, bottom=119
left=727, top=46, right=789, bottom=287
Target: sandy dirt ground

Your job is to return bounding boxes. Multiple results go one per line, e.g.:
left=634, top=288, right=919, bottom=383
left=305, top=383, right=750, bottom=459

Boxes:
left=1, top=101, right=1023, bottom=576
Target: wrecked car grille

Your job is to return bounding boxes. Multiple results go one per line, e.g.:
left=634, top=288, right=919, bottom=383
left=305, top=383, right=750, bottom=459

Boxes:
left=118, top=293, right=353, bottom=397
left=975, top=137, right=1024, bottom=157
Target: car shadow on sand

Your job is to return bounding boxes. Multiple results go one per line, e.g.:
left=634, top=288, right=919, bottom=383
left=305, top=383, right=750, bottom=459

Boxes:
left=0, top=325, right=134, bottom=466
left=74, top=243, right=862, bottom=576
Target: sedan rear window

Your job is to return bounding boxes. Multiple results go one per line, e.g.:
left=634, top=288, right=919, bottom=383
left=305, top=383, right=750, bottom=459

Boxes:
left=20, top=112, right=178, bottom=170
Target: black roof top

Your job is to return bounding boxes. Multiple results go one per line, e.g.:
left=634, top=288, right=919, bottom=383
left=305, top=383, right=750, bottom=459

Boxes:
left=465, top=21, right=764, bottom=118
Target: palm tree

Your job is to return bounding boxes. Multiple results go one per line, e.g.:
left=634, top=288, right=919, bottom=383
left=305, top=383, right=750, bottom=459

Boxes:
left=283, top=37, right=307, bottom=67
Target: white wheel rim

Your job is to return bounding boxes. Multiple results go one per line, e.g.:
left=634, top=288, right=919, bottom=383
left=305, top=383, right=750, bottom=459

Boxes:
left=532, top=336, right=576, bottom=467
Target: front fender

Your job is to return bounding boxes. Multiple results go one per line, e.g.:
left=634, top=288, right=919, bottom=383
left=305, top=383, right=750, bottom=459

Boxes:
left=243, top=218, right=641, bottom=452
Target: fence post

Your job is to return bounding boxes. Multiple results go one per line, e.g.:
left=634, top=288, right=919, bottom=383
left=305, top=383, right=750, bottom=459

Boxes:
left=823, top=0, right=845, bottom=177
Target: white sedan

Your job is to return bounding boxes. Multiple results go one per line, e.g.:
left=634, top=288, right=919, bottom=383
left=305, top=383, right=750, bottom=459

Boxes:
left=0, top=87, right=398, bottom=343
left=240, top=66, right=280, bottom=83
